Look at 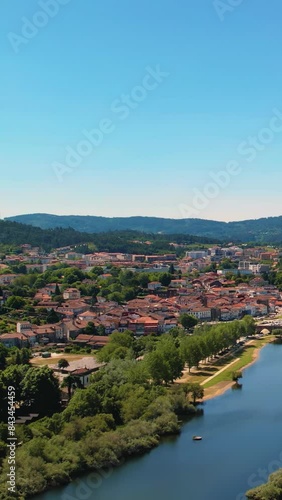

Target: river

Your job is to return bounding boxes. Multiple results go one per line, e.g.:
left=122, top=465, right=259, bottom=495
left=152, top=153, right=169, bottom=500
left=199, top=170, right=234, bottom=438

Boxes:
left=37, top=343, right=282, bottom=500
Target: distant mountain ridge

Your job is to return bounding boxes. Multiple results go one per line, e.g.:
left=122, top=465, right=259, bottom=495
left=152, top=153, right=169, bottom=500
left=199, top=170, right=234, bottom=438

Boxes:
left=5, top=213, right=282, bottom=243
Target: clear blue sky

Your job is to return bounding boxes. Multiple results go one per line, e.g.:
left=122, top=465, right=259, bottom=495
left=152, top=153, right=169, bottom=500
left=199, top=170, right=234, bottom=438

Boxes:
left=1, top=0, right=282, bottom=221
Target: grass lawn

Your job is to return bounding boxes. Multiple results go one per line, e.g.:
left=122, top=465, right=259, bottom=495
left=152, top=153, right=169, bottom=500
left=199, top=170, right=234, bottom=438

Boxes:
left=179, top=336, right=275, bottom=389
left=203, top=336, right=274, bottom=389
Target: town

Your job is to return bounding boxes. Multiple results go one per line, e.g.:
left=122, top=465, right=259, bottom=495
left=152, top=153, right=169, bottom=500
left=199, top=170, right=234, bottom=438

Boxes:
left=1, top=242, right=282, bottom=353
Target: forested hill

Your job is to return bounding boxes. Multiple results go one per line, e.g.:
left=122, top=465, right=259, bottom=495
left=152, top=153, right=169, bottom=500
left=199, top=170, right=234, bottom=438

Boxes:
left=6, top=213, right=282, bottom=243
left=0, top=220, right=218, bottom=253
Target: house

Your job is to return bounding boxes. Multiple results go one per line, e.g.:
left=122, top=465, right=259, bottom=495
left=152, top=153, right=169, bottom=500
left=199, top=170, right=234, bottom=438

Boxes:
left=16, top=321, right=33, bottom=334
left=53, top=357, right=105, bottom=387
left=62, top=300, right=89, bottom=315
left=63, top=288, right=81, bottom=300
left=189, top=308, right=212, bottom=321
left=0, top=333, right=28, bottom=348
left=71, top=334, right=109, bottom=349
left=148, top=281, right=162, bottom=291
left=169, top=279, right=187, bottom=288
left=65, top=252, right=81, bottom=260
left=220, top=308, right=232, bottom=321
left=62, top=320, right=83, bottom=340
left=69, top=368, right=94, bottom=387
left=37, top=300, right=59, bottom=310
left=78, top=310, right=97, bottom=322
left=22, top=331, right=37, bottom=346
left=33, top=323, right=65, bottom=343
left=163, top=318, right=178, bottom=331
left=0, top=274, right=20, bottom=285
left=186, top=251, right=207, bottom=259
left=45, top=283, right=60, bottom=294
left=128, top=316, right=160, bottom=335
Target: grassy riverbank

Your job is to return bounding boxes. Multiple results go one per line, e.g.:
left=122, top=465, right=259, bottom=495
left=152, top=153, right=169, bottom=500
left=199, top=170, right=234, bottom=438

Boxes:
left=179, top=336, right=275, bottom=400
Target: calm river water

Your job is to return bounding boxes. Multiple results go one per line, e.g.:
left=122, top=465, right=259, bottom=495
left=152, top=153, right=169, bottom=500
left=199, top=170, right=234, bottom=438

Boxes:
left=37, top=344, right=282, bottom=500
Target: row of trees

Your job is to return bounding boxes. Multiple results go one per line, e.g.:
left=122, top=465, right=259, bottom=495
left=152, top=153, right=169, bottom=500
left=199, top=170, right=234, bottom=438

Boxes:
left=181, top=316, right=255, bottom=372
left=96, top=316, right=255, bottom=384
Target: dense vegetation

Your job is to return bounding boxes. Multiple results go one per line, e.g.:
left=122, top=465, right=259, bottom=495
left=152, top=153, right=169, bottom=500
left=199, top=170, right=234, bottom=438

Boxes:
left=246, top=471, right=282, bottom=499
left=0, top=219, right=218, bottom=253
left=0, top=316, right=257, bottom=499
left=0, top=334, right=203, bottom=500
left=7, top=213, right=282, bottom=243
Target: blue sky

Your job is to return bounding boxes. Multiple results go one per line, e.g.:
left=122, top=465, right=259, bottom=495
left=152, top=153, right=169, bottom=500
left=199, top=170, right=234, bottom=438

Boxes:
left=1, top=0, right=282, bottom=221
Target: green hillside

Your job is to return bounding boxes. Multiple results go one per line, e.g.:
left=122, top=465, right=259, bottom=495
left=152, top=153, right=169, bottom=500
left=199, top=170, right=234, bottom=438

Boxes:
left=6, top=213, right=282, bottom=243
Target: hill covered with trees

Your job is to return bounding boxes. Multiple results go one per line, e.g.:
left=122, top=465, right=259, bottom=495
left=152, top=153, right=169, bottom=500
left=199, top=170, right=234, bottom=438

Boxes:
left=0, top=219, right=218, bottom=253
left=6, top=213, right=282, bottom=243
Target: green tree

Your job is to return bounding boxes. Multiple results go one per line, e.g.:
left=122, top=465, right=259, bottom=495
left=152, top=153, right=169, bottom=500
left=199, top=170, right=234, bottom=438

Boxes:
left=0, top=364, right=30, bottom=405
left=58, top=358, right=69, bottom=369
left=34, top=277, right=47, bottom=289
left=159, top=273, right=172, bottom=287
left=10, top=347, right=31, bottom=365
left=242, top=315, right=256, bottom=336
left=84, top=322, right=97, bottom=335
left=61, top=374, right=83, bottom=399
left=0, top=344, right=8, bottom=370
left=5, top=295, right=26, bottom=310
left=273, top=328, right=282, bottom=342
left=97, top=331, right=134, bottom=362
left=63, top=384, right=101, bottom=420
left=183, top=382, right=204, bottom=404
left=180, top=336, right=204, bottom=371
left=169, top=264, right=175, bottom=275
left=46, top=308, right=60, bottom=324
left=97, top=324, right=105, bottom=336
left=232, top=370, right=242, bottom=385
left=146, top=350, right=169, bottom=385
left=138, top=273, right=150, bottom=287
left=179, top=313, right=198, bottom=329
left=146, top=335, right=184, bottom=384
left=21, top=366, right=61, bottom=416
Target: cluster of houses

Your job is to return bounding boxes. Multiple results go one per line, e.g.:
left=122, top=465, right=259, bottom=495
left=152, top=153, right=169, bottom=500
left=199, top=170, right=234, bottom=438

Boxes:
left=1, top=242, right=278, bottom=275
left=1, top=271, right=282, bottom=350
left=0, top=243, right=281, bottom=350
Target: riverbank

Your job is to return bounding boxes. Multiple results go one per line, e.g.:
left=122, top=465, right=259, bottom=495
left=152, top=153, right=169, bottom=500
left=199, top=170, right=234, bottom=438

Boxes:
left=36, top=343, right=282, bottom=500
left=178, top=336, right=275, bottom=401
left=203, top=342, right=264, bottom=400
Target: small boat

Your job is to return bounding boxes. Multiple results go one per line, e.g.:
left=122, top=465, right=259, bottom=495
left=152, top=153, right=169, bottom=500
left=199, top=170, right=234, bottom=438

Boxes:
left=192, top=436, right=202, bottom=441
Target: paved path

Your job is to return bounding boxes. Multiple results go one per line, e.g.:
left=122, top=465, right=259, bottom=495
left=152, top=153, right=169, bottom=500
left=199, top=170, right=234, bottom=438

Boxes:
left=200, top=357, right=239, bottom=385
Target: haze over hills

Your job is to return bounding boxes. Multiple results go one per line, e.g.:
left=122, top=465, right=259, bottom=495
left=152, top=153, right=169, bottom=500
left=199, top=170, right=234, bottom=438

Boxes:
left=5, top=213, right=282, bottom=243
